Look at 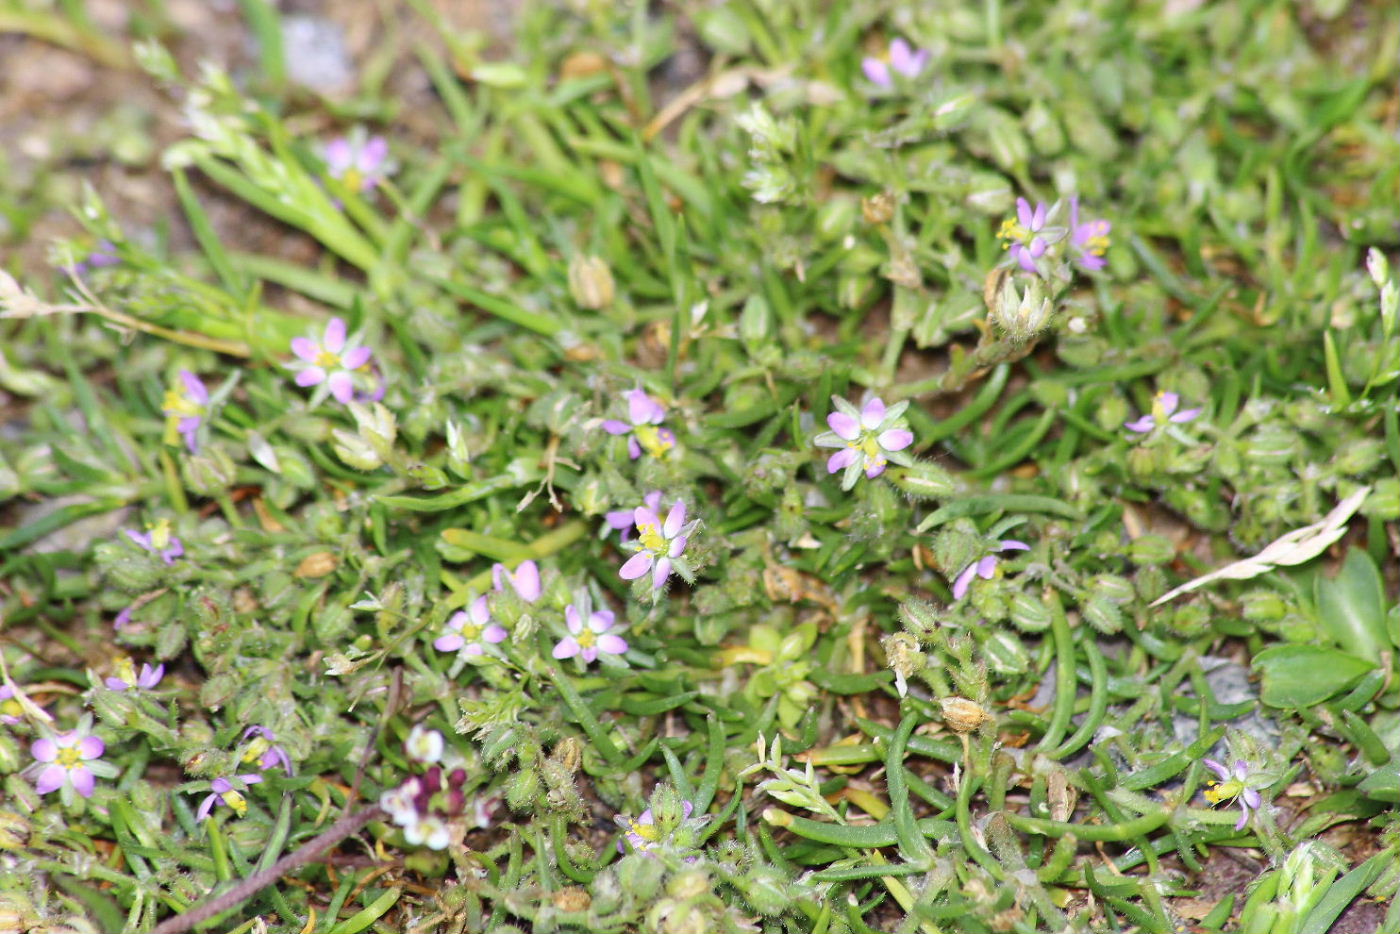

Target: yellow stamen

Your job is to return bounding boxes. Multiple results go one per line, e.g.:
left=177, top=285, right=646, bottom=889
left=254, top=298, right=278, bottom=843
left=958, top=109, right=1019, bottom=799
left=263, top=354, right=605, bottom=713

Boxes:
left=628, top=819, right=661, bottom=842
left=57, top=747, right=84, bottom=769
left=242, top=737, right=270, bottom=765
left=221, top=789, right=248, bottom=816
left=577, top=629, right=598, bottom=650
left=634, top=424, right=674, bottom=458
left=0, top=699, right=21, bottom=719
left=114, top=658, right=137, bottom=685
left=162, top=389, right=203, bottom=418
left=997, top=218, right=1028, bottom=245
left=148, top=519, right=173, bottom=551
left=341, top=168, right=363, bottom=192
left=637, top=522, right=666, bottom=554
left=315, top=349, right=341, bottom=369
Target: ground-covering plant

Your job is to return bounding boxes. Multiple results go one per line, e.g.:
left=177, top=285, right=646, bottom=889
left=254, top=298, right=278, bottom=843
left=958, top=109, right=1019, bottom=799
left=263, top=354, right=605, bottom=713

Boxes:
left=2, top=0, right=1400, bottom=931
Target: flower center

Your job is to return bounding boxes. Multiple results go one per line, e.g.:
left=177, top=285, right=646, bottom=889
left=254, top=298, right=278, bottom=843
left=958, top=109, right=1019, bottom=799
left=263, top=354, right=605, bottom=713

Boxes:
left=221, top=789, right=248, bottom=816
left=1204, top=779, right=1242, bottom=805
left=148, top=519, right=173, bottom=550
left=242, top=737, right=270, bottom=765
left=315, top=349, right=341, bottom=369
left=460, top=621, right=483, bottom=642
left=162, top=389, right=203, bottom=418
left=0, top=699, right=21, bottom=719
left=57, top=746, right=84, bottom=769
left=637, top=523, right=666, bottom=554
left=1083, top=223, right=1110, bottom=255
left=114, top=659, right=136, bottom=684
left=997, top=218, right=1029, bottom=247
left=577, top=629, right=598, bottom=649
left=341, top=168, right=364, bottom=192
left=628, top=819, right=661, bottom=842
left=634, top=424, right=674, bottom=458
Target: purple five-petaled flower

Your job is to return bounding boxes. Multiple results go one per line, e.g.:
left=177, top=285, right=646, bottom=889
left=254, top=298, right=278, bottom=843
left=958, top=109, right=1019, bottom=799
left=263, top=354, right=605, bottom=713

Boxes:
left=951, top=540, right=1031, bottom=600
left=998, top=198, right=1053, bottom=274
left=105, top=660, right=164, bottom=692
left=606, top=490, right=663, bottom=543
left=1202, top=758, right=1263, bottom=831
left=242, top=725, right=294, bottom=775
left=434, top=595, right=508, bottom=656
left=861, top=38, right=930, bottom=87
left=31, top=728, right=105, bottom=798
left=125, top=520, right=183, bottom=565
left=1125, top=391, right=1202, bottom=434
left=492, top=560, right=541, bottom=603
left=197, top=773, right=263, bottom=820
left=553, top=598, right=628, bottom=664
left=814, top=396, right=915, bottom=489
left=619, top=500, right=695, bottom=591
left=291, top=317, right=373, bottom=405
left=324, top=131, right=391, bottom=194
left=1069, top=197, right=1112, bottom=272
left=618, top=800, right=694, bottom=853
left=162, top=370, right=209, bottom=453
left=602, top=388, right=676, bottom=460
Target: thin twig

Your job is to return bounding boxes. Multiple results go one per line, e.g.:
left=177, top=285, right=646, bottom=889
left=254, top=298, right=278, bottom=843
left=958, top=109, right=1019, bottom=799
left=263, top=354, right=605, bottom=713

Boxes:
left=150, top=805, right=384, bottom=934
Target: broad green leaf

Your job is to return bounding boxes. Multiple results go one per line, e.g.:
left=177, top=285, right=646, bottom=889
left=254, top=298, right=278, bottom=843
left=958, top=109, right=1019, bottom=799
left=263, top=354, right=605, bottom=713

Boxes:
left=1314, top=548, right=1389, bottom=664
left=1253, top=645, right=1375, bottom=708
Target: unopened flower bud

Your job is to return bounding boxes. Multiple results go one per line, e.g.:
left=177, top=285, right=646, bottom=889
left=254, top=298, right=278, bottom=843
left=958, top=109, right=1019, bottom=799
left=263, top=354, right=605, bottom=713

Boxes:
left=569, top=254, right=615, bottom=309
left=331, top=429, right=383, bottom=471
left=941, top=696, right=992, bottom=733
left=992, top=276, right=1053, bottom=342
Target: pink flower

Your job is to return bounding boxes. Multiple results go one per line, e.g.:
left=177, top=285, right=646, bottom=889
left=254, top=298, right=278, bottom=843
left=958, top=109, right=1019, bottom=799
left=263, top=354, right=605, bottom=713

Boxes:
left=162, top=370, right=209, bottom=453
left=241, top=725, right=293, bottom=775
left=814, top=396, right=915, bottom=488
left=553, top=600, right=628, bottom=664
left=1125, top=391, right=1202, bottom=434
left=951, top=540, right=1030, bottom=600
left=125, top=520, right=183, bottom=565
left=324, top=131, right=391, bottom=193
left=862, top=38, right=930, bottom=87
left=602, top=388, right=676, bottom=459
left=998, top=198, right=1052, bottom=274
left=1069, top=197, right=1112, bottom=271
left=492, top=560, right=542, bottom=603
left=619, top=500, right=696, bottom=591
left=197, top=774, right=263, bottom=820
left=606, top=491, right=663, bottom=542
left=31, top=729, right=106, bottom=798
left=434, top=596, right=508, bottom=655
left=618, top=800, right=694, bottom=853
left=1202, top=758, right=1263, bottom=831
left=290, top=317, right=374, bottom=404
left=104, top=659, right=164, bottom=692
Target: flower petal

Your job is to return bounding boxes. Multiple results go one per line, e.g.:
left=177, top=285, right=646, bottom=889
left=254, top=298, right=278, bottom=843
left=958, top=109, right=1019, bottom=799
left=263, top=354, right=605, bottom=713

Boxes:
left=976, top=555, right=999, bottom=580
left=34, top=764, right=67, bottom=795
left=511, top=561, right=541, bottom=601
left=598, top=634, right=628, bottom=655
left=1157, top=391, right=1180, bottom=415
left=827, top=448, right=859, bottom=474
left=565, top=605, right=583, bottom=634
left=627, top=389, right=664, bottom=425
left=605, top=508, right=635, bottom=530
left=878, top=428, right=913, bottom=452
left=295, top=367, right=326, bottom=387
left=999, top=540, right=1031, bottom=552
left=620, top=553, right=653, bottom=580
left=180, top=370, right=209, bottom=403
left=483, top=624, right=508, bottom=644
left=70, top=767, right=96, bottom=798
left=434, top=633, right=464, bottom=652
left=652, top=557, right=672, bottom=590
left=952, top=563, right=978, bottom=600
left=553, top=637, right=580, bottom=659
left=1124, top=415, right=1156, bottom=433
left=862, top=58, right=892, bottom=87
left=590, top=610, right=616, bottom=632
left=601, top=419, right=631, bottom=435
left=342, top=346, right=372, bottom=369
left=324, top=318, right=347, bottom=353
left=1016, top=197, right=1033, bottom=228
left=77, top=735, right=105, bottom=759
left=826, top=411, right=861, bottom=440
left=1201, top=759, right=1230, bottom=781
left=860, top=398, right=886, bottom=430
left=663, top=502, right=687, bottom=538
left=32, top=738, right=58, bottom=762
left=327, top=372, right=355, bottom=404
left=1170, top=407, right=1203, bottom=424
left=634, top=507, right=661, bottom=529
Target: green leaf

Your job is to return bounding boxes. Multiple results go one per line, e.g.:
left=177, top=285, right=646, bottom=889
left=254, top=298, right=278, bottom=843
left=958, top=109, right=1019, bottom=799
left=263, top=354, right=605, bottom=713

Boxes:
left=1355, top=769, right=1400, bottom=804
left=1298, top=848, right=1396, bottom=934
left=1253, top=645, right=1375, bottom=708
left=1314, top=548, right=1389, bottom=664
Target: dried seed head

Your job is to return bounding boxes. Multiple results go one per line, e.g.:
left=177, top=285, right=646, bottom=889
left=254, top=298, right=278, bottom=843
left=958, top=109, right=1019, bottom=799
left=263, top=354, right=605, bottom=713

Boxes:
left=294, top=551, right=339, bottom=578
left=862, top=191, right=896, bottom=225
left=568, top=254, right=615, bottom=310
left=940, top=696, right=992, bottom=733
left=552, top=886, right=592, bottom=912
